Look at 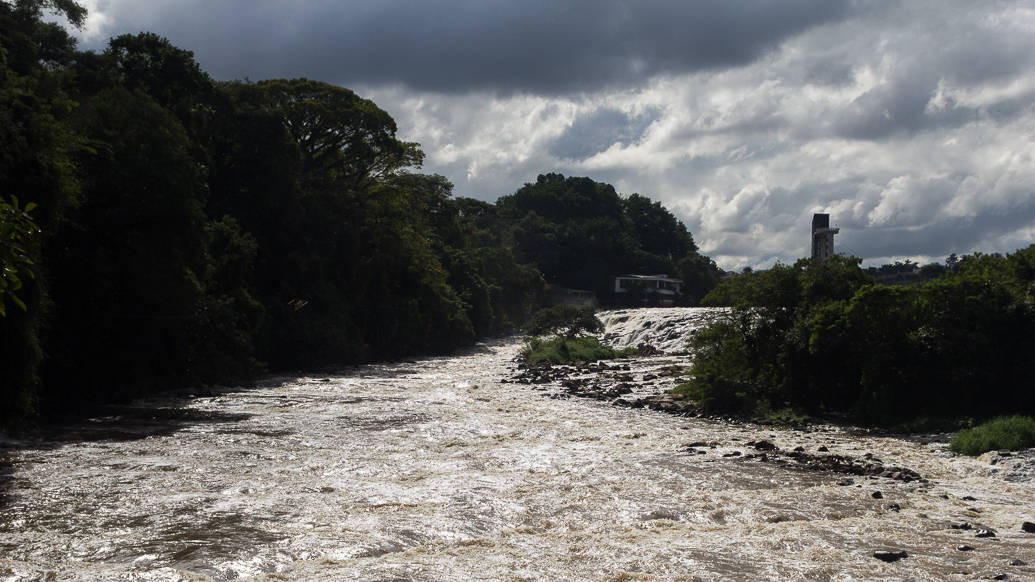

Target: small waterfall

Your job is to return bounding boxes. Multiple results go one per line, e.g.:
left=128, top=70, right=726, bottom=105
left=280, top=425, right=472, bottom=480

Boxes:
left=596, top=307, right=724, bottom=354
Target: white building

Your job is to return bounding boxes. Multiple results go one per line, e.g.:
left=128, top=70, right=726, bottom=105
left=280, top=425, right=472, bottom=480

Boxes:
left=613, top=274, right=683, bottom=306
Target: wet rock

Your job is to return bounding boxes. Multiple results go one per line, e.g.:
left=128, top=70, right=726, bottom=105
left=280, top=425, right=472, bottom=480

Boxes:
left=1010, top=559, right=1027, bottom=566
left=635, top=343, right=660, bottom=356
left=957, top=545, right=975, bottom=551
left=873, top=550, right=908, bottom=562
left=991, top=574, right=1008, bottom=580
left=962, top=495, right=977, bottom=501
left=722, top=451, right=742, bottom=458
left=887, top=503, right=901, bottom=512
left=950, top=522, right=974, bottom=530
left=837, top=479, right=855, bottom=486
left=748, top=440, right=779, bottom=451
left=872, top=491, right=883, bottom=499
left=818, top=446, right=829, bottom=452
left=1021, top=521, right=1035, bottom=533
left=975, top=529, right=997, bottom=538
left=793, top=446, right=805, bottom=452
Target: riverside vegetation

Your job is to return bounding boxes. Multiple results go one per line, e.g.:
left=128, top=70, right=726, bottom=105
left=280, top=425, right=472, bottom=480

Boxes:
left=676, top=251, right=1035, bottom=452
left=0, top=1, right=720, bottom=430
left=519, top=305, right=637, bottom=365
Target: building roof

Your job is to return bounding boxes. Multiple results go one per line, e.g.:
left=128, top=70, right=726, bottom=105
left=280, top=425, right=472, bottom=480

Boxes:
left=614, top=274, right=683, bottom=283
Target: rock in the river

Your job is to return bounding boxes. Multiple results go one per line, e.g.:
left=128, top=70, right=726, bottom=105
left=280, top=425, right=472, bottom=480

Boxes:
left=956, top=545, right=974, bottom=551
left=872, top=491, right=883, bottom=499
left=748, top=440, right=779, bottom=451
left=1022, top=521, right=1035, bottom=533
left=873, top=550, right=908, bottom=562
left=1010, top=559, right=1027, bottom=566
left=975, top=529, right=997, bottom=538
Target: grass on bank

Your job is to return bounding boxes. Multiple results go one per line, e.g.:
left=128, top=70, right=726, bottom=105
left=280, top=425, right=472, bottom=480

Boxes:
left=520, top=336, right=638, bottom=365
left=950, top=415, right=1035, bottom=456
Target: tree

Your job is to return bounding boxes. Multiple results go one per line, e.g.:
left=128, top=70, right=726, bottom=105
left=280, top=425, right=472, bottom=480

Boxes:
left=106, top=32, right=216, bottom=133
left=526, top=305, right=603, bottom=339
left=255, top=78, right=422, bottom=190
left=41, top=87, right=209, bottom=406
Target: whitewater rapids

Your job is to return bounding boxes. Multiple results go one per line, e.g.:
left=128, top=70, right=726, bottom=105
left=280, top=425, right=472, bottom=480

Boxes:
left=1, top=308, right=1033, bottom=580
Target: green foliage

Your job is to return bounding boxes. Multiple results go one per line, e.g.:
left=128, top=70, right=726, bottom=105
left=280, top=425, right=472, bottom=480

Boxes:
left=526, top=305, right=603, bottom=338
left=950, top=416, right=1035, bottom=456
left=499, top=173, right=718, bottom=302
left=687, top=248, right=1035, bottom=424
left=41, top=86, right=210, bottom=406
left=0, top=195, right=39, bottom=316
left=521, top=336, right=636, bottom=366
left=0, top=0, right=84, bottom=429
left=254, top=78, right=423, bottom=189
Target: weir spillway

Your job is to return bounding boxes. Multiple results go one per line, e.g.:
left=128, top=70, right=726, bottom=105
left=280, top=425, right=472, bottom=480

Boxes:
left=1, top=308, right=1033, bottom=580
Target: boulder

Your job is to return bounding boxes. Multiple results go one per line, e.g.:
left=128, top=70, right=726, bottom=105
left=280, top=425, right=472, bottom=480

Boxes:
left=873, top=550, right=908, bottom=563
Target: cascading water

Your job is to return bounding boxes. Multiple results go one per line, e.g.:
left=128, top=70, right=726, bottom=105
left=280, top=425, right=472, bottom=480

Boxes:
left=1, top=308, right=1033, bottom=581
left=597, top=307, right=724, bottom=353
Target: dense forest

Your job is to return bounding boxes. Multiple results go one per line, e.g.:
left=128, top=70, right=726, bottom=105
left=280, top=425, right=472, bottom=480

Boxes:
left=683, top=249, right=1035, bottom=425
left=0, top=1, right=718, bottom=430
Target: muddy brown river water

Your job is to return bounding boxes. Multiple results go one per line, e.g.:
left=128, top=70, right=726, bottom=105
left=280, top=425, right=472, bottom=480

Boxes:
left=1, top=308, right=1033, bottom=581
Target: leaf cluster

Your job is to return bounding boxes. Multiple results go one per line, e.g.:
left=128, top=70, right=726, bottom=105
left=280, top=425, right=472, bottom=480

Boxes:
left=0, top=195, right=38, bottom=316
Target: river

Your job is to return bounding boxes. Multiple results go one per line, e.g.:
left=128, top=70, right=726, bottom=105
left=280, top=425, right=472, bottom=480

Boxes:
left=1, top=308, right=1033, bottom=581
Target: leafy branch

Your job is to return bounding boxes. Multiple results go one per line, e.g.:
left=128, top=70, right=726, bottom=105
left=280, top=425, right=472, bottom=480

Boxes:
left=0, top=195, right=40, bottom=316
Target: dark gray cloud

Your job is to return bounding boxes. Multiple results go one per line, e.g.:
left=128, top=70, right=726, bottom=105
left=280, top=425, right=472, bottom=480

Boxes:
left=82, top=0, right=853, bottom=94
left=549, top=107, right=660, bottom=159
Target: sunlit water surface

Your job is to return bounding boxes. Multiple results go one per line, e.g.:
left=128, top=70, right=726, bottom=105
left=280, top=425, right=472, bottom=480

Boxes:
left=1, top=308, right=1033, bottom=581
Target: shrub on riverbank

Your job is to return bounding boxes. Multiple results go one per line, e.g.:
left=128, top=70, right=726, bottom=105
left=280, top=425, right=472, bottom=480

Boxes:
left=520, top=305, right=636, bottom=364
left=521, top=336, right=637, bottom=365
left=951, top=416, right=1035, bottom=456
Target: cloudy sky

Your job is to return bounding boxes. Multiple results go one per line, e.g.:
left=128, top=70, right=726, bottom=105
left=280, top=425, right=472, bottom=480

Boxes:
left=71, top=0, right=1035, bottom=269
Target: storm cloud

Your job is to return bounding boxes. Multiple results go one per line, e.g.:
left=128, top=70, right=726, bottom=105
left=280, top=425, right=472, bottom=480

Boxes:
left=75, top=0, right=1035, bottom=269
left=78, top=0, right=853, bottom=94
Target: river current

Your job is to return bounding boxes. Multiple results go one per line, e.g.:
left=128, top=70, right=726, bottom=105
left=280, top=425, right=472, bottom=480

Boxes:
left=1, top=308, right=1033, bottom=581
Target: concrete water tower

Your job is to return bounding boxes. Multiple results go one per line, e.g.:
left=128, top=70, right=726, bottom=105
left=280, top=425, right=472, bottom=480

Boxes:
left=811, top=213, right=839, bottom=261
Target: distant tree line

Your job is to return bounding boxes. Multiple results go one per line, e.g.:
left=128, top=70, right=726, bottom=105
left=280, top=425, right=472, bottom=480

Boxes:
left=682, top=249, right=1035, bottom=425
left=0, top=1, right=719, bottom=430
left=498, top=173, right=722, bottom=303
